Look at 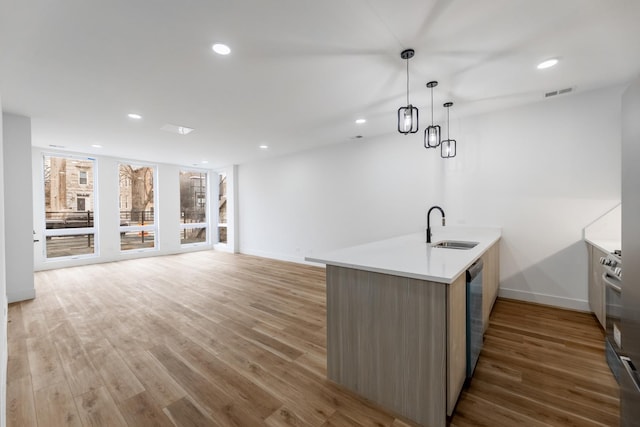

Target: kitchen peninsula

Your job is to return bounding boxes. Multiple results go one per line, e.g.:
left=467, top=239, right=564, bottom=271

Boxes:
left=307, top=227, right=501, bottom=427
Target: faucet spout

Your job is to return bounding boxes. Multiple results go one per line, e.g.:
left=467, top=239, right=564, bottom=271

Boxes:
left=426, top=206, right=446, bottom=243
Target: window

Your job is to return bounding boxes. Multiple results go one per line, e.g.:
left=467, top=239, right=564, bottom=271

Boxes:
left=218, top=172, right=227, bottom=244
left=43, top=155, right=97, bottom=259
left=180, top=170, right=208, bottom=245
left=119, top=163, right=157, bottom=251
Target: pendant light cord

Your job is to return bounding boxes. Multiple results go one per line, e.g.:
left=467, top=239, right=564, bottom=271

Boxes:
left=430, top=87, right=434, bottom=125
left=447, top=105, right=450, bottom=139
left=406, top=59, right=410, bottom=105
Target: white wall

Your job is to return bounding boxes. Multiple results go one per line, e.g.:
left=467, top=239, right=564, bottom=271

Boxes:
left=0, top=98, right=9, bottom=427
left=32, top=149, right=217, bottom=270
left=442, top=86, right=622, bottom=310
left=3, top=114, right=35, bottom=303
left=238, top=86, right=623, bottom=310
left=238, top=133, right=443, bottom=262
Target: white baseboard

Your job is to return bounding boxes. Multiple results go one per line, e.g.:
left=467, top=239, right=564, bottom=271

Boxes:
left=239, top=248, right=325, bottom=267
left=498, top=287, right=590, bottom=312
left=7, top=288, right=36, bottom=304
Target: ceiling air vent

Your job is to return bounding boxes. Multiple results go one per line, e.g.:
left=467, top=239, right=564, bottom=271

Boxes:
left=545, top=87, right=574, bottom=98
left=160, top=124, right=194, bottom=135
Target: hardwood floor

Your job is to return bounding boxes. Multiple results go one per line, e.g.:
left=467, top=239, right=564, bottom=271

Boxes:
left=7, top=251, right=619, bottom=426
left=450, top=299, right=619, bottom=427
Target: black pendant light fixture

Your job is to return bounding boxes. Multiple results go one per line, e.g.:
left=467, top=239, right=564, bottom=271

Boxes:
left=441, top=102, right=456, bottom=158
left=397, top=49, right=418, bottom=134
left=424, top=81, right=441, bottom=148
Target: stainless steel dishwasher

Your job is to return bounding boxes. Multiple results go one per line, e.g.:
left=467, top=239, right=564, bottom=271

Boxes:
left=466, top=259, right=484, bottom=381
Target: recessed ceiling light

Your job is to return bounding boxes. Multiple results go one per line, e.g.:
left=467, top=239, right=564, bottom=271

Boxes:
left=128, top=113, right=142, bottom=119
left=259, top=144, right=269, bottom=150
left=355, top=118, right=366, bottom=124
left=212, top=43, right=231, bottom=55
left=201, top=160, right=209, bottom=164
left=91, top=144, right=102, bottom=148
left=537, top=58, right=559, bottom=70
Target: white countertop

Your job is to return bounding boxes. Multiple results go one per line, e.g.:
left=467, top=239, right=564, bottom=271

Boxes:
left=584, top=237, right=620, bottom=255
left=583, top=204, right=620, bottom=255
left=306, top=227, right=501, bottom=284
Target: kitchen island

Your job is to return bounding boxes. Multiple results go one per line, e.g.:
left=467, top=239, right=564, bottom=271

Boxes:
left=306, top=227, right=501, bottom=427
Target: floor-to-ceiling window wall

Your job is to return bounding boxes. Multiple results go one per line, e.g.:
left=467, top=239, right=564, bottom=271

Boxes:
left=32, top=149, right=225, bottom=271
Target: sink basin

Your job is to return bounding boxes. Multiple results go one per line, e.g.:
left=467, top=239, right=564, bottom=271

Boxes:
left=432, top=240, right=479, bottom=250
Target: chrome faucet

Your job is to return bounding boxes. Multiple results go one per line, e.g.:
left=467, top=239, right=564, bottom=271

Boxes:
left=426, top=206, right=445, bottom=243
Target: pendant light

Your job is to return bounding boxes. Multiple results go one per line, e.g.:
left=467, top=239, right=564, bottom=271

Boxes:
left=424, top=81, right=441, bottom=148
left=441, top=102, right=456, bottom=158
left=397, top=49, right=418, bottom=134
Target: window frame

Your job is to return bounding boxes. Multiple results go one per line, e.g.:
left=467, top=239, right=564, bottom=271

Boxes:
left=217, top=171, right=228, bottom=245
left=179, top=169, right=210, bottom=247
left=118, top=161, right=159, bottom=253
left=42, top=154, right=98, bottom=261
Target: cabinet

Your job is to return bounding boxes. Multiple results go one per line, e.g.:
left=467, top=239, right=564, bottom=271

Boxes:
left=587, top=243, right=606, bottom=329
left=327, top=265, right=467, bottom=427
left=448, top=274, right=466, bottom=416
left=481, top=241, right=500, bottom=331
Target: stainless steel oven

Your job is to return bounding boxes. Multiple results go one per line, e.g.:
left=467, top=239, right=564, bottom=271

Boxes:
left=602, top=253, right=624, bottom=381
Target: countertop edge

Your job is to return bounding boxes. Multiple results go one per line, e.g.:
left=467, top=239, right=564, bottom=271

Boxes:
left=309, top=261, right=457, bottom=284
left=584, top=237, right=619, bottom=255
left=306, top=229, right=501, bottom=285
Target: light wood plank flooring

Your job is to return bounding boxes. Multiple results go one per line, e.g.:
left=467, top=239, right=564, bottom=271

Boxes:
left=450, top=299, right=619, bottom=427
left=7, top=251, right=618, bottom=426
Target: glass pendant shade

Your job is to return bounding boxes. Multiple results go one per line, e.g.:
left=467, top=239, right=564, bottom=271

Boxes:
left=424, top=81, right=441, bottom=148
left=398, top=104, right=418, bottom=134
left=397, top=49, right=418, bottom=135
left=441, top=138, right=456, bottom=158
left=425, top=125, right=441, bottom=148
left=441, top=101, right=457, bottom=158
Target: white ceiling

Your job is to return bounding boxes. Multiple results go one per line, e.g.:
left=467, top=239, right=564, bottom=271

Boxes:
left=1, top=0, right=639, bottom=168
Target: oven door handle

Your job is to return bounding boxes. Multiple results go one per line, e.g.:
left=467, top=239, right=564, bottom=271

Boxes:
left=621, top=356, right=640, bottom=393
left=602, top=273, right=622, bottom=293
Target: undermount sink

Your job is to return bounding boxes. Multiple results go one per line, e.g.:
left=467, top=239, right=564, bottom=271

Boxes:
left=432, top=240, right=479, bottom=250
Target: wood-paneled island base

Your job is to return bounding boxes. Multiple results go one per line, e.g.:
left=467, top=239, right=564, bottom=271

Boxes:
left=327, top=266, right=465, bottom=427
left=309, top=228, right=501, bottom=427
